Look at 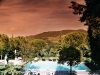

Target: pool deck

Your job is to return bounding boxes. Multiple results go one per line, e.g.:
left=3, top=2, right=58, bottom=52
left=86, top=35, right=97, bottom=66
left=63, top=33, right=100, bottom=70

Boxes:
left=24, top=70, right=100, bottom=75
left=0, top=60, right=25, bottom=65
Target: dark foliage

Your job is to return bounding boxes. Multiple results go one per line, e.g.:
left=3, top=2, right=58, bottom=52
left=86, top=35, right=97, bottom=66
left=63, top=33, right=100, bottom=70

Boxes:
left=69, top=0, right=100, bottom=67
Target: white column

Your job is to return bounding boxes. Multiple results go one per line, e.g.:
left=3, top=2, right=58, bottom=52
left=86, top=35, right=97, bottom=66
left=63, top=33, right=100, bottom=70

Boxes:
left=4, top=54, right=7, bottom=64
left=15, top=49, right=17, bottom=60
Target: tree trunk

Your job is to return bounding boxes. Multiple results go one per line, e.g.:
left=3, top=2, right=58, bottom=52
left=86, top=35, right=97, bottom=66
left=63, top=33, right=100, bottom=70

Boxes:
left=1, top=54, right=2, bottom=60
left=70, top=65, right=72, bottom=75
left=12, top=73, right=14, bottom=75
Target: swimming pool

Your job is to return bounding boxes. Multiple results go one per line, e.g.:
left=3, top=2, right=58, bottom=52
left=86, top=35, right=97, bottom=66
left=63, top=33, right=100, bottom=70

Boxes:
left=25, top=61, right=90, bottom=71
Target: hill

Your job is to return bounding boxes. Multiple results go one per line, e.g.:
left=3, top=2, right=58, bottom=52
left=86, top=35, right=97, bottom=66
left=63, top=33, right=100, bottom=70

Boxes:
left=26, top=29, right=87, bottom=42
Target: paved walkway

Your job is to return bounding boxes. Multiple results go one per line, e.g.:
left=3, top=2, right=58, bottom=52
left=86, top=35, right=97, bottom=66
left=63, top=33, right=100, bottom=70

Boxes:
left=23, top=70, right=100, bottom=75
left=0, top=60, right=25, bottom=65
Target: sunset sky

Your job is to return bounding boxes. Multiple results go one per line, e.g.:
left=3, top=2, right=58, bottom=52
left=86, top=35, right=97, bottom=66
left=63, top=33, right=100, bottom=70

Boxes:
left=0, top=0, right=87, bottom=37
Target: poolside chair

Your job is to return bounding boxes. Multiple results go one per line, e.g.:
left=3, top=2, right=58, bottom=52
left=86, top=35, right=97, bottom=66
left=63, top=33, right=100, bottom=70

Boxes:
left=0, top=61, right=4, bottom=65
left=47, top=72, right=50, bottom=75
left=30, top=72, right=33, bottom=75
left=41, top=57, right=45, bottom=61
left=49, top=59, right=52, bottom=61
left=42, top=58, right=45, bottom=61
left=53, top=59, right=56, bottom=61
left=24, top=70, right=31, bottom=75
left=49, top=57, right=52, bottom=61
left=34, top=57, right=38, bottom=61
left=37, top=73, right=40, bottom=75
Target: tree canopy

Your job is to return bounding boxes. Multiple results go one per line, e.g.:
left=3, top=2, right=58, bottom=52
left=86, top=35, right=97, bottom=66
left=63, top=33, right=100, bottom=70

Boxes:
left=59, top=31, right=90, bottom=58
left=69, top=0, right=100, bottom=67
left=61, top=31, right=87, bottom=47
left=58, top=46, right=81, bottom=75
left=0, top=63, right=23, bottom=75
left=0, top=30, right=89, bottom=63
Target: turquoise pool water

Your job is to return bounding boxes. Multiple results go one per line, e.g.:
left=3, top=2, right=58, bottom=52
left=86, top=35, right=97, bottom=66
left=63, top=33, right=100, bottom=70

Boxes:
left=25, top=61, right=90, bottom=71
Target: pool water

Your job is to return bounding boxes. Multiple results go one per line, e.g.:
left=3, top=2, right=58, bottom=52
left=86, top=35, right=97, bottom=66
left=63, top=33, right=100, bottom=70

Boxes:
left=25, top=61, right=90, bottom=71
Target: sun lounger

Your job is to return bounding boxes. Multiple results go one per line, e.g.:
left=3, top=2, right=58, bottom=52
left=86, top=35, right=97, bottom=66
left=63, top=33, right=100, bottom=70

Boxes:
left=53, top=59, right=56, bottom=61
left=42, top=59, right=45, bottom=61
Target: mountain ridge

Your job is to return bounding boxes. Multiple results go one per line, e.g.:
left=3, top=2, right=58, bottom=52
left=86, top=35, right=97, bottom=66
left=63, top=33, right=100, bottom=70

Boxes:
left=26, top=29, right=87, bottom=40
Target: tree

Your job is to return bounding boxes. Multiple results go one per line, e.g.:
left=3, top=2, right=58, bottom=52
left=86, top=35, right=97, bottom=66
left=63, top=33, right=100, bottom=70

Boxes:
left=69, top=0, right=100, bottom=66
left=9, top=37, right=17, bottom=59
left=31, top=39, right=47, bottom=57
left=12, top=36, right=36, bottom=62
left=45, top=41, right=59, bottom=57
left=0, top=34, right=10, bottom=59
left=19, top=41, right=36, bottom=62
left=61, top=31, right=86, bottom=47
left=0, top=42, right=4, bottom=60
left=60, top=31, right=90, bottom=58
left=0, top=63, right=23, bottom=75
left=9, top=36, right=36, bottom=61
left=58, top=46, right=81, bottom=75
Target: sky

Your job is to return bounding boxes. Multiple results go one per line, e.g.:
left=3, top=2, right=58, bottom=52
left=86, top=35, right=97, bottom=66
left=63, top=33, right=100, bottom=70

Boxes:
left=0, top=0, right=87, bottom=37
